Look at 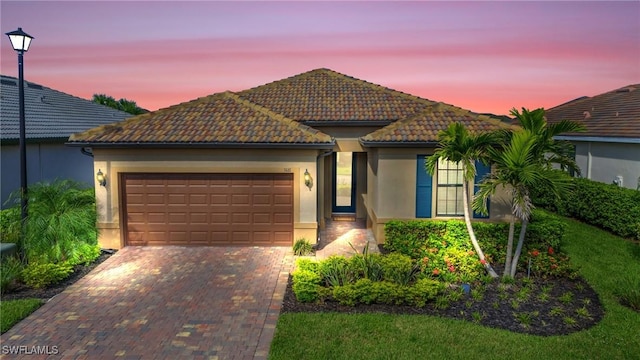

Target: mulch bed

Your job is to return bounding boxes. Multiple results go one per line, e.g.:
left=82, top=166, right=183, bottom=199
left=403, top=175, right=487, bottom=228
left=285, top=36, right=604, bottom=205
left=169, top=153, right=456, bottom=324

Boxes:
left=281, top=272, right=605, bottom=337
left=2, top=251, right=114, bottom=301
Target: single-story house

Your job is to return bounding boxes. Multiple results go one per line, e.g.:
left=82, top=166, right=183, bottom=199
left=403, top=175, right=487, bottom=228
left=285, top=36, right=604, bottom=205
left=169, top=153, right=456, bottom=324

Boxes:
left=0, top=75, right=132, bottom=207
left=545, top=84, right=640, bottom=190
left=68, top=68, right=512, bottom=249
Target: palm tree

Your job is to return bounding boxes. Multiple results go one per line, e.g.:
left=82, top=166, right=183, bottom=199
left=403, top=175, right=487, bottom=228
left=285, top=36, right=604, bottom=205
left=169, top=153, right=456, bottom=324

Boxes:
left=510, top=108, right=585, bottom=175
left=426, top=122, right=499, bottom=278
left=92, top=94, right=148, bottom=115
left=472, top=129, right=573, bottom=277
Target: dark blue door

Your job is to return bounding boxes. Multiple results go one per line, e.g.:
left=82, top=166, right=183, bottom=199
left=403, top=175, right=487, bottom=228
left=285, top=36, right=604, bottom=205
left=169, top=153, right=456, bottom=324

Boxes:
left=416, top=155, right=432, bottom=218
left=473, top=160, right=491, bottom=219
left=332, top=152, right=357, bottom=213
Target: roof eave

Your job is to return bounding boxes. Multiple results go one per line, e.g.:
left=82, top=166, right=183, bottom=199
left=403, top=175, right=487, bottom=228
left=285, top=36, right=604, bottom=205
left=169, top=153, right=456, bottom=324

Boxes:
left=359, top=139, right=439, bottom=148
left=553, top=135, right=640, bottom=144
left=301, top=120, right=393, bottom=127
left=65, top=141, right=336, bottom=150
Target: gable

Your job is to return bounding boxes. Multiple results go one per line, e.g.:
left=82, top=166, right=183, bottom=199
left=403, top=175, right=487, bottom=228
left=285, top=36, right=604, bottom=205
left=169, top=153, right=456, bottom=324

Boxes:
left=69, top=91, right=334, bottom=148
left=236, top=68, right=433, bottom=124
left=360, top=103, right=513, bottom=146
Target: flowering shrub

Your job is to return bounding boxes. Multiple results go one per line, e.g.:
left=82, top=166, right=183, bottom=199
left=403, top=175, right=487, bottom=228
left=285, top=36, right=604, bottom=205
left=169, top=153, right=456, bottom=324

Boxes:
left=527, top=248, right=577, bottom=278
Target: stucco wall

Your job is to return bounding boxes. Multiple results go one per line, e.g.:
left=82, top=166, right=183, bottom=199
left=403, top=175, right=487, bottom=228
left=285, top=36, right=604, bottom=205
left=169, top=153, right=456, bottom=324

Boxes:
left=574, top=141, right=640, bottom=190
left=1, top=142, right=93, bottom=208
left=364, top=147, right=512, bottom=243
left=92, top=148, right=319, bottom=249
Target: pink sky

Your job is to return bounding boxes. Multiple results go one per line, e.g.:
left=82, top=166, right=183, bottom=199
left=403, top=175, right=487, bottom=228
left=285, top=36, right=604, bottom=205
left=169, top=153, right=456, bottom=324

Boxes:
left=1, top=1, right=638, bottom=115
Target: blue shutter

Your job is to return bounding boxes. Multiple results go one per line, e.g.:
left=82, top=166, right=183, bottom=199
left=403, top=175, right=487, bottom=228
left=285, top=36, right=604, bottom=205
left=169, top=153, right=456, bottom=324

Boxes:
left=416, top=155, right=432, bottom=218
left=473, top=160, right=490, bottom=219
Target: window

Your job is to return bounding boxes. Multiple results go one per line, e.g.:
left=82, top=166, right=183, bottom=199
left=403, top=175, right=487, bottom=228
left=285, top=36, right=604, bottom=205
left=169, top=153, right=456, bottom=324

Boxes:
left=436, top=159, right=464, bottom=216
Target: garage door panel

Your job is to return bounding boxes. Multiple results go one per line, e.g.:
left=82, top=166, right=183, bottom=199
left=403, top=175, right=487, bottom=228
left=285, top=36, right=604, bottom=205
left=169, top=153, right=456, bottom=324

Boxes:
left=273, top=213, right=293, bottom=224
left=188, top=194, right=208, bottom=204
left=253, top=213, right=271, bottom=224
left=274, top=194, right=292, bottom=205
left=231, top=194, right=250, bottom=205
left=210, top=213, right=229, bottom=224
left=210, top=194, right=229, bottom=204
left=123, top=173, right=293, bottom=246
left=189, top=213, right=209, bottom=224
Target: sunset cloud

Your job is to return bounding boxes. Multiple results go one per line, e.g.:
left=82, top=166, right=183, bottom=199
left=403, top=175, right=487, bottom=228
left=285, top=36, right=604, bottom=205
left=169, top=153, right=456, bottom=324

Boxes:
left=1, top=1, right=637, bottom=114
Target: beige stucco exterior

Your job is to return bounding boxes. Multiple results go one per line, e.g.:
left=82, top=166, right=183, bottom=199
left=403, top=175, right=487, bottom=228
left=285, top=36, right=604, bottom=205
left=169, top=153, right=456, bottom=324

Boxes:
left=364, top=147, right=512, bottom=243
left=92, top=148, right=320, bottom=249
left=91, top=142, right=513, bottom=249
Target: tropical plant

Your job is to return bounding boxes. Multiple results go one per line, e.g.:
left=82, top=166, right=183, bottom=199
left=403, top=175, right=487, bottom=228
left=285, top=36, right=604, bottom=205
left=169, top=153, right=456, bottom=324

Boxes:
left=509, top=107, right=585, bottom=175
left=92, top=93, right=147, bottom=115
left=292, top=238, right=313, bottom=256
left=5, top=180, right=98, bottom=265
left=426, top=122, right=499, bottom=278
left=473, top=129, right=573, bottom=277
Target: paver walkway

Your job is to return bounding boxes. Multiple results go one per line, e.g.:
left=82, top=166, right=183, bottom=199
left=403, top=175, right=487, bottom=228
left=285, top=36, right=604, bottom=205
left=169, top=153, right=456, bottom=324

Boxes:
left=315, top=219, right=379, bottom=259
left=0, top=247, right=294, bottom=360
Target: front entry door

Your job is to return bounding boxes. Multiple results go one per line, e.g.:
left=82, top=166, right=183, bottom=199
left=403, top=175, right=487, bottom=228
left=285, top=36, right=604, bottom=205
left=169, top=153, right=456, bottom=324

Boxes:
left=332, top=152, right=356, bottom=213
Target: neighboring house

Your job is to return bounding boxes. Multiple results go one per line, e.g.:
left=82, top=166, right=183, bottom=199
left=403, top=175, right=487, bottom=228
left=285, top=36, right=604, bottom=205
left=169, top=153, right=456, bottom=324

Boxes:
left=68, top=68, right=512, bottom=249
left=0, top=75, right=132, bottom=207
left=545, top=84, right=640, bottom=190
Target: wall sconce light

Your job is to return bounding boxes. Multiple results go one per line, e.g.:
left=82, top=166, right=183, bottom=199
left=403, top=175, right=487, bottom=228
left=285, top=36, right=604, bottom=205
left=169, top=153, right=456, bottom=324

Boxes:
left=96, top=169, right=106, bottom=187
left=303, top=169, right=313, bottom=190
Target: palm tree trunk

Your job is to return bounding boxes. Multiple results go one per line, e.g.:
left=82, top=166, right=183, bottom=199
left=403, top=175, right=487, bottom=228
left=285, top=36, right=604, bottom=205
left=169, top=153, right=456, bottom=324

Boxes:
left=462, top=181, right=498, bottom=278
left=509, top=218, right=529, bottom=277
left=504, top=217, right=515, bottom=276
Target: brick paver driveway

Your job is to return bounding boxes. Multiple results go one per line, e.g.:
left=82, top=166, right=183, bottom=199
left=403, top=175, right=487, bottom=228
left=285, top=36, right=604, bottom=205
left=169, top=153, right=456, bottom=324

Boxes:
left=1, top=247, right=294, bottom=359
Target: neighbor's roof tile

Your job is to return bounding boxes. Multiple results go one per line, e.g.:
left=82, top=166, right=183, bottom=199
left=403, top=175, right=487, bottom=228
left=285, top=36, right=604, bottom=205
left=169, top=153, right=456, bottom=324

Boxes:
left=0, top=75, right=131, bottom=140
left=361, top=103, right=513, bottom=143
left=545, top=84, right=640, bottom=139
left=236, top=68, right=434, bottom=122
left=69, top=92, right=333, bottom=145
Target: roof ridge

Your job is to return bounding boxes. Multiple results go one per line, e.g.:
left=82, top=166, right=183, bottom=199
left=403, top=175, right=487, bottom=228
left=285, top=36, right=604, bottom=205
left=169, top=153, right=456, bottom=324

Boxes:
left=361, top=102, right=515, bottom=142
left=224, top=92, right=333, bottom=143
left=321, top=68, right=435, bottom=106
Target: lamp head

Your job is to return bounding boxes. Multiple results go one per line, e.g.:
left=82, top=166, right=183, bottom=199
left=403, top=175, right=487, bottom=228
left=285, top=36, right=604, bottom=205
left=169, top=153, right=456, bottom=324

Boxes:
left=6, top=28, right=34, bottom=52
left=96, top=169, right=106, bottom=187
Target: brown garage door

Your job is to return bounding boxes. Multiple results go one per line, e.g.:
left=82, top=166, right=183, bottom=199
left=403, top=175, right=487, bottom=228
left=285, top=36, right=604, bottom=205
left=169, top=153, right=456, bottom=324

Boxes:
left=122, top=173, right=293, bottom=246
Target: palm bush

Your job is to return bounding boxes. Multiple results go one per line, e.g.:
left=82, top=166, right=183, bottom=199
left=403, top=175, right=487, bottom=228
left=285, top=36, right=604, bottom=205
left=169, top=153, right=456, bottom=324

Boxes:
left=4, top=180, right=98, bottom=265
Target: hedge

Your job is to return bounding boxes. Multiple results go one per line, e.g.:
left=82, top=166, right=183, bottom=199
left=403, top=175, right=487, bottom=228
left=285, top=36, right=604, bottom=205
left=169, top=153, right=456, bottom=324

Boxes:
left=531, top=174, right=640, bottom=240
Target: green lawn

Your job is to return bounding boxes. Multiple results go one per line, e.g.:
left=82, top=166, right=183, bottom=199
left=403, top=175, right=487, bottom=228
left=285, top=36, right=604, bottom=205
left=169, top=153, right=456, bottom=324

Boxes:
left=0, top=298, right=43, bottom=334
left=269, top=217, right=640, bottom=360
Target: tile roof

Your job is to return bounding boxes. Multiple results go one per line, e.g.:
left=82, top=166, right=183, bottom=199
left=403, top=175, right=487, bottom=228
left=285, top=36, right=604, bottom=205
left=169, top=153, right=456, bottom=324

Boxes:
left=236, top=68, right=434, bottom=123
left=0, top=75, right=131, bottom=141
left=69, top=91, right=334, bottom=146
left=545, top=84, right=640, bottom=139
left=361, top=103, right=513, bottom=144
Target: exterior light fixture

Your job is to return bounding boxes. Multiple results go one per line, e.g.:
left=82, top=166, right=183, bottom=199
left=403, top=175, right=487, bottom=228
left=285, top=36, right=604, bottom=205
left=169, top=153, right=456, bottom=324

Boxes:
left=6, top=28, right=34, bottom=52
left=304, top=169, right=312, bottom=190
left=5, top=27, right=34, bottom=224
left=96, top=169, right=106, bottom=186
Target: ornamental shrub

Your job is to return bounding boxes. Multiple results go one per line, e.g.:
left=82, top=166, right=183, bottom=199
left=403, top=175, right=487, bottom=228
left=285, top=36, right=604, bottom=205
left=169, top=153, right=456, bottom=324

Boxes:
left=526, top=210, right=566, bottom=252
left=0, top=257, right=24, bottom=294
left=349, top=252, right=384, bottom=281
left=532, top=173, right=640, bottom=240
left=291, top=269, right=322, bottom=303
left=295, top=257, right=319, bottom=273
left=318, top=256, right=354, bottom=287
left=4, top=180, right=99, bottom=264
left=405, top=278, right=444, bottom=307
left=292, top=238, right=313, bottom=256
left=22, top=262, right=74, bottom=289
left=379, top=253, right=418, bottom=285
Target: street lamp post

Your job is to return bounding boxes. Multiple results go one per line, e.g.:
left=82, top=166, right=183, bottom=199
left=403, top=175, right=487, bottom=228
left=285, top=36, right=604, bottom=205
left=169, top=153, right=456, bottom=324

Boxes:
left=6, top=27, right=34, bottom=223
